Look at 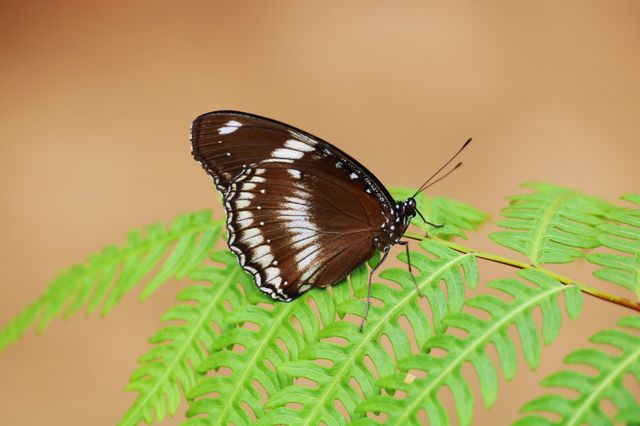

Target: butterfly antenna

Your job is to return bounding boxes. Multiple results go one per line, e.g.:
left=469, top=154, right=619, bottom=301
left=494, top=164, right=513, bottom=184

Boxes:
left=413, top=163, right=462, bottom=229
left=419, top=161, right=463, bottom=192
left=412, top=138, right=472, bottom=197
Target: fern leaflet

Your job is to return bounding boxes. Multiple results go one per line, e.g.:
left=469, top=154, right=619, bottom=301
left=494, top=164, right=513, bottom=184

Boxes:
left=355, top=269, right=582, bottom=425
left=490, top=182, right=614, bottom=265
left=0, top=211, right=222, bottom=352
left=588, top=194, right=640, bottom=299
left=514, top=315, right=640, bottom=426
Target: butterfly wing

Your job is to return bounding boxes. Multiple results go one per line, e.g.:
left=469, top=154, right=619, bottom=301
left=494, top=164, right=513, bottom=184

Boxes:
left=191, top=111, right=396, bottom=301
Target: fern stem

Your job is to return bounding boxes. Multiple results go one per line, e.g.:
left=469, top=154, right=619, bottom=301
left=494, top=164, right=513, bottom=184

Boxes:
left=403, top=232, right=640, bottom=313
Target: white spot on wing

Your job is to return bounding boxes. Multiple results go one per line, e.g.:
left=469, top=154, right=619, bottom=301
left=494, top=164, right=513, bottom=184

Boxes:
left=298, top=284, right=312, bottom=292
left=264, top=267, right=281, bottom=283
left=296, top=244, right=320, bottom=271
left=263, top=158, right=294, bottom=164
left=236, top=210, right=253, bottom=222
left=272, top=148, right=304, bottom=160
left=218, top=120, right=242, bottom=135
left=253, top=250, right=274, bottom=268
left=288, top=169, right=301, bottom=179
left=270, top=276, right=282, bottom=288
left=299, top=266, right=317, bottom=283
left=242, top=233, right=265, bottom=248
left=274, top=193, right=321, bottom=280
left=285, top=139, right=315, bottom=152
left=350, top=172, right=358, bottom=179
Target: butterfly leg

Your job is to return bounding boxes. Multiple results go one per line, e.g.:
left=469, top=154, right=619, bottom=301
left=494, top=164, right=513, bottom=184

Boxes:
left=360, top=245, right=391, bottom=332
left=426, top=220, right=445, bottom=228
left=416, top=209, right=444, bottom=236
left=397, top=240, right=424, bottom=298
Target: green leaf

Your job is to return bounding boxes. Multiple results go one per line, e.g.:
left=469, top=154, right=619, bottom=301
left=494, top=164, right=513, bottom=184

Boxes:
left=258, top=240, right=478, bottom=425
left=0, top=211, right=222, bottom=352
left=184, top=281, right=337, bottom=425
left=390, top=188, right=489, bottom=239
left=118, top=251, right=248, bottom=425
left=355, top=270, right=582, bottom=426
left=490, top=182, right=614, bottom=265
left=515, top=315, right=640, bottom=426
left=587, top=194, right=640, bottom=299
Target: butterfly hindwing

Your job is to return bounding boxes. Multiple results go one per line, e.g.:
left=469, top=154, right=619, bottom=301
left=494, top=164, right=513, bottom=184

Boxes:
left=191, top=111, right=396, bottom=300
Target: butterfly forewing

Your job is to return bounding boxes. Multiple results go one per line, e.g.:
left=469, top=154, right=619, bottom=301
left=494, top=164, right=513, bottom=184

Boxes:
left=191, top=111, right=396, bottom=301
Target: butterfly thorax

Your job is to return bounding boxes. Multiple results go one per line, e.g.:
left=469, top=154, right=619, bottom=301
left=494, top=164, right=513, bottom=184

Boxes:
left=375, top=198, right=417, bottom=248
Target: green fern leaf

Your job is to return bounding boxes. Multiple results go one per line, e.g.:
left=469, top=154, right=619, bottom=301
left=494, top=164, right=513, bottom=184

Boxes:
left=258, top=240, right=478, bottom=425
left=391, top=187, right=489, bottom=239
left=0, top=211, right=222, bottom=352
left=490, top=182, right=614, bottom=265
left=355, top=269, right=582, bottom=426
left=514, top=315, right=640, bottom=426
left=587, top=194, right=640, bottom=299
left=119, top=251, right=249, bottom=426
left=183, top=280, right=337, bottom=425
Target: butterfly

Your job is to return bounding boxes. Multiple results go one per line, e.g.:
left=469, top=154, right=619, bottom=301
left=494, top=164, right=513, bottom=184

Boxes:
left=191, top=110, right=469, bottom=327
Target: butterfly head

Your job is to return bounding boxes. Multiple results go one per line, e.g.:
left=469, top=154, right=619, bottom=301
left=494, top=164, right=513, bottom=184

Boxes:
left=403, top=197, right=418, bottom=221
left=391, top=198, right=418, bottom=240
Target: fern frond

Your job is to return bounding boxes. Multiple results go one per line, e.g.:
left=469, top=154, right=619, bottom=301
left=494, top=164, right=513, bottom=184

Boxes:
left=490, top=182, right=614, bottom=265
left=119, top=251, right=248, bottom=426
left=391, top=187, right=489, bottom=239
left=183, top=280, right=337, bottom=425
left=0, top=211, right=222, bottom=352
left=514, top=315, right=640, bottom=426
left=259, top=240, right=478, bottom=425
left=355, top=269, right=582, bottom=426
left=588, top=194, right=640, bottom=299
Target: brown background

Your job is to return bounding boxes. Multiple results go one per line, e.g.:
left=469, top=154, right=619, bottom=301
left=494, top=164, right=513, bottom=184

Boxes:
left=1, top=1, right=638, bottom=425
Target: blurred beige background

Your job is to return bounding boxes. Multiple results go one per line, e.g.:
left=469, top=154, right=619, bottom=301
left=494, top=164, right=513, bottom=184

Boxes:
left=1, top=1, right=638, bottom=424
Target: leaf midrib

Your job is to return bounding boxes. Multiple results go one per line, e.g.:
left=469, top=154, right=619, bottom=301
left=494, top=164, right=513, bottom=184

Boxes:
left=394, top=282, right=569, bottom=425
left=303, top=254, right=472, bottom=425
left=566, top=337, right=640, bottom=426
left=119, top=265, right=240, bottom=426
left=529, top=193, right=571, bottom=265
